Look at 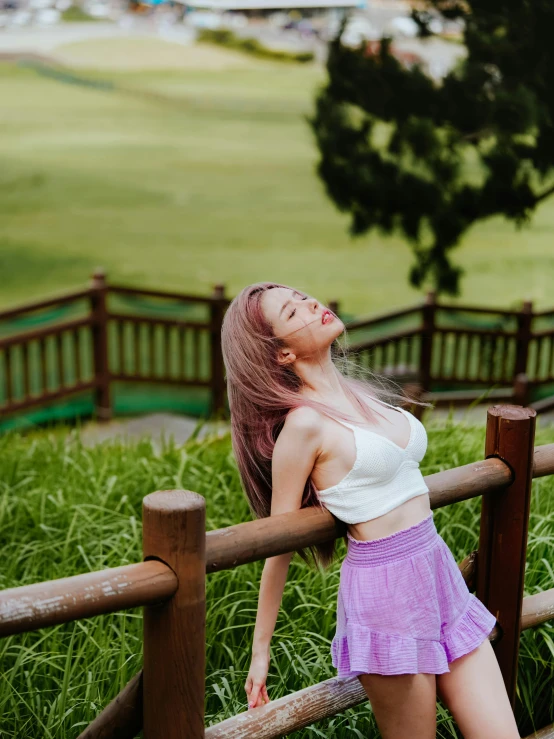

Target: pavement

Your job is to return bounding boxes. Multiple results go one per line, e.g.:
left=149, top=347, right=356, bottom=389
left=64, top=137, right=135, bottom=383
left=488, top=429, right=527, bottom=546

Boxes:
left=77, top=412, right=230, bottom=450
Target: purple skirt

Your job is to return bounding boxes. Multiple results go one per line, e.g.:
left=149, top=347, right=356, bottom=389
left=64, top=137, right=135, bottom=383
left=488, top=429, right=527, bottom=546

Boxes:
left=331, top=511, right=497, bottom=677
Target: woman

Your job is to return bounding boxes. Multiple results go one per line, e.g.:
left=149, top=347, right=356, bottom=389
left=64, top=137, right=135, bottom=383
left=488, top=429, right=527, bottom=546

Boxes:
left=220, top=282, right=520, bottom=739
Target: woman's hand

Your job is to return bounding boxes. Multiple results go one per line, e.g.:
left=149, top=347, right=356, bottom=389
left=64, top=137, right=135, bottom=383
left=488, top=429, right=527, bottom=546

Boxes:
left=244, top=653, right=270, bottom=709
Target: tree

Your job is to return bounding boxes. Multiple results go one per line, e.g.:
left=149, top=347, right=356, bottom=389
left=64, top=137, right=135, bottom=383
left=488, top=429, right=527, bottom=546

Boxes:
left=309, top=1, right=554, bottom=296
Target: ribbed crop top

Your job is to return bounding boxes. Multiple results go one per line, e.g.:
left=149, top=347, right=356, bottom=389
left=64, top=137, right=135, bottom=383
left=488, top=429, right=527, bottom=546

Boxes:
left=315, top=402, right=430, bottom=524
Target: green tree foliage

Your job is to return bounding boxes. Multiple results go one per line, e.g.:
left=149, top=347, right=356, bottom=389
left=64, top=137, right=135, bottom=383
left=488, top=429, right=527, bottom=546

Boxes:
left=309, top=1, right=554, bottom=296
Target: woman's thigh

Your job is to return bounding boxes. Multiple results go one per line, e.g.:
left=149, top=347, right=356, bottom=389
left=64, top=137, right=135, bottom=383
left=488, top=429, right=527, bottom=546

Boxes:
left=358, top=672, right=437, bottom=739
left=436, top=639, right=520, bottom=739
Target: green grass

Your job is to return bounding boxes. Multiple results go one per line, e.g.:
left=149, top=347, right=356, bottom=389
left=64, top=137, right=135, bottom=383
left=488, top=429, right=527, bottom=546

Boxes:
left=2, top=46, right=554, bottom=320
left=0, top=417, right=553, bottom=737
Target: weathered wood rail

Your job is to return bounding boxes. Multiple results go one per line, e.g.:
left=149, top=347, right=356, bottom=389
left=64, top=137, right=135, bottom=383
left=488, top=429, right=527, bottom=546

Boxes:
left=5, top=270, right=554, bottom=425
left=0, top=405, right=553, bottom=737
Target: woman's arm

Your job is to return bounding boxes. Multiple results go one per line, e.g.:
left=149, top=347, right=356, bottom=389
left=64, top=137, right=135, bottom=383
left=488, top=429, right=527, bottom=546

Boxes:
left=249, top=407, right=322, bottom=658
left=251, top=553, right=294, bottom=660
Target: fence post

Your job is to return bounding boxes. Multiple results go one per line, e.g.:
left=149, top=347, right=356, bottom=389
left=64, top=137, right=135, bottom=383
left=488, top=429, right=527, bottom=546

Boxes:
left=210, top=283, right=227, bottom=419
left=514, top=299, right=533, bottom=379
left=513, top=372, right=530, bottom=407
left=90, top=267, right=112, bottom=422
left=476, top=404, right=536, bottom=710
left=143, top=490, right=206, bottom=739
left=415, top=290, right=436, bottom=420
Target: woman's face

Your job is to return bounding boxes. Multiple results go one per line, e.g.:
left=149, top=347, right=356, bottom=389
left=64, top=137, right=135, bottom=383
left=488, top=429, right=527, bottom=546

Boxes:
left=261, top=287, right=344, bottom=366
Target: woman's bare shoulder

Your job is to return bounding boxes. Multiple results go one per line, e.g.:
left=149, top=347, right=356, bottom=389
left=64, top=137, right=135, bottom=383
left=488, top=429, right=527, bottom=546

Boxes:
left=284, top=405, right=324, bottom=434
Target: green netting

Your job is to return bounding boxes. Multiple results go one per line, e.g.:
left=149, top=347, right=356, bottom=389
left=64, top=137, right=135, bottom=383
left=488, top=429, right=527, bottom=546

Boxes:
left=0, top=392, right=96, bottom=433
left=0, top=383, right=216, bottom=433
left=530, top=381, right=554, bottom=402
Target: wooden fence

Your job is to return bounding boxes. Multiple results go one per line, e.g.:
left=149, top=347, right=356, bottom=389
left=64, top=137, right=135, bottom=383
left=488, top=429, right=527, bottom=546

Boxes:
left=0, top=404, right=553, bottom=737
left=3, top=271, right=554, bottom=424
left=343, top=291, right=554, bottom=415
left=0, top=269, right=230, bottom=423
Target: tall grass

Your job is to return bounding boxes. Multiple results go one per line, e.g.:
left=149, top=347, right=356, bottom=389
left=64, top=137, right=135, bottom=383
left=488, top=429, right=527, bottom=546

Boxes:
left=0, top=415, right=553, bottom=737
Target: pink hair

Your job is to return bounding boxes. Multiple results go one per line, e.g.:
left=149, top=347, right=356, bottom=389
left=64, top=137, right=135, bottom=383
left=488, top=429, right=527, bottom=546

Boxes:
left=221, top=281, right=431, bottom=570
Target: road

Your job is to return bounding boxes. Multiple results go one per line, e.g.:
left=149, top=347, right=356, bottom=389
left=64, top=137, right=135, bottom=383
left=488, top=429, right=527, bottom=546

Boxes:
left=0, top=18, right=195, bottom=53
left=0, top=3, right=465, bottom=78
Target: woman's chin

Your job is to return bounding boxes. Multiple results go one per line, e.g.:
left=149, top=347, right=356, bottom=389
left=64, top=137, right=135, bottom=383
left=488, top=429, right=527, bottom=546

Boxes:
left=328, top=320, right=345, bottom=339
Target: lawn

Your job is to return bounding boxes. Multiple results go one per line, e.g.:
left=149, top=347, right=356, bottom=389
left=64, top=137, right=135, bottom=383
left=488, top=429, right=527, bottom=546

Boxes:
left=0, top=419, right=553, bottom=737
left=2, top=40, right=554, bottom=320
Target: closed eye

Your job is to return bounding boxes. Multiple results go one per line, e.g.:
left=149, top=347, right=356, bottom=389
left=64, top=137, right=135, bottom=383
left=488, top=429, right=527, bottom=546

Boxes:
left=290, top=296, right=308, bottom=319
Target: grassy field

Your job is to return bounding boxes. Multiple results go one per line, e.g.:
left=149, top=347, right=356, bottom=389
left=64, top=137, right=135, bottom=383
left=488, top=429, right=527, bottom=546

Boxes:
left=0, top=419, right=553, bottom=737
left=2, top=39, right=554, bottom=319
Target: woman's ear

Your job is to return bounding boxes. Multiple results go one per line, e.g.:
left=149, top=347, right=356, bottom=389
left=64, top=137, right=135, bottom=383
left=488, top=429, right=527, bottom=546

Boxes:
left=277, top=348, right=296, bottom=366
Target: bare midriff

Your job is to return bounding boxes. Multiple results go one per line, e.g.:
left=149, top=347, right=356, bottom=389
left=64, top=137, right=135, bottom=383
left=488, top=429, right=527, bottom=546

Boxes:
left=346, top=493, right=432, bottom=542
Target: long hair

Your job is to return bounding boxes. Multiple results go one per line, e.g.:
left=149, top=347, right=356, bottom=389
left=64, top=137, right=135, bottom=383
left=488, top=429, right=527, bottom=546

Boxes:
left=220, top=281, right=432, bottom=571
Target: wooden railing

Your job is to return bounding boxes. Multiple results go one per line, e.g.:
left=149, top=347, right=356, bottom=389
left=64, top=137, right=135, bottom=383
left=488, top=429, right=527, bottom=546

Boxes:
left=4, top=273, right=554, bottom=425
left=341, top=292, right=546, bottom=414
left=0, top=405, right=553, bottom=737
left=0, top=269, right=231, bottom=422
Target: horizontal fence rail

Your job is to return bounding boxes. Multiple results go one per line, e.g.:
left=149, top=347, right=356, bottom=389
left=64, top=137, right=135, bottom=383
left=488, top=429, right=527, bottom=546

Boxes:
left=0, top=287, right=94, bottom=323
left=1, top=440, right=554, bottom=636
left=0, top=561, right=177, bottom=637
left=78, top=671, right=143, bottom=739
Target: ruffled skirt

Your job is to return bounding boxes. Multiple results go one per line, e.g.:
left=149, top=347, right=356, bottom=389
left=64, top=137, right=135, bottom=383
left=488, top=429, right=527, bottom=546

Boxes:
left=331, top=511, right=497, bottom=677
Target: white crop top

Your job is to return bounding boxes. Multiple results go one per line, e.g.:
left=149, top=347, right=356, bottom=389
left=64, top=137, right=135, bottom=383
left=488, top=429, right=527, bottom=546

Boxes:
left=315, top=402, right=430, bottom=524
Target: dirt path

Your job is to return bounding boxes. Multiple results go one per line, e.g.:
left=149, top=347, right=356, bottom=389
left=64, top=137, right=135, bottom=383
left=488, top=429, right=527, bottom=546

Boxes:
left=78, top=412, right=230, bottom=449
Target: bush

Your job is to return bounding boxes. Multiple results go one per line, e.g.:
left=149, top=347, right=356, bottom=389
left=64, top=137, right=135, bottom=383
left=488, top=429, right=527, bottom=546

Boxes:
left=197, top=28, right=314, bottom=64
left=61, top=5, right=99, bottom=21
